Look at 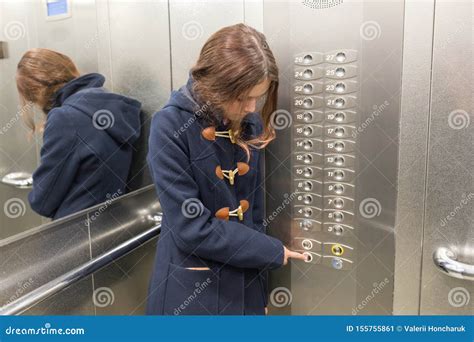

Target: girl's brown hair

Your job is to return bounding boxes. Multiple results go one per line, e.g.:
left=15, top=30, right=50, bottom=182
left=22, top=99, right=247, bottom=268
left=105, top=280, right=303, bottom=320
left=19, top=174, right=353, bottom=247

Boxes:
left=16, top=48, right=80, bottom=133
left=190, top=23, right=279, bottom=159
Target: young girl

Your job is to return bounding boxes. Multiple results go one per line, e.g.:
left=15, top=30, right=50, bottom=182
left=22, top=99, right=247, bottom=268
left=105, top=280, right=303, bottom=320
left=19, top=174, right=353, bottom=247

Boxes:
left=16, top=48, right=141, bottom=219
left=147, top=24, right=305, bottom=315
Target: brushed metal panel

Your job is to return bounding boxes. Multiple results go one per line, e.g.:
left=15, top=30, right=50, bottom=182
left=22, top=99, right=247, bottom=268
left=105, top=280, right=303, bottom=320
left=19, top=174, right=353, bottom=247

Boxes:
left=264, top=0, right=404, bottom=315
left=393, top=0, right=435, bottom=315
left=92, top=237, right=158, bottom=315
left=22, top=275, right=95, bottom=315
left=106, top=0, right=171, bottom=189
left=420, top=0, right=473, bottom=315
left=169, top=0, right=244, bottom=89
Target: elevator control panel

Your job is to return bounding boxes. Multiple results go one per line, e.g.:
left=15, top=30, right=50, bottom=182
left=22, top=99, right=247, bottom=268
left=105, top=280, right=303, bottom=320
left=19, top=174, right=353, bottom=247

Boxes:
left=292, top=50, right=358, bottom=271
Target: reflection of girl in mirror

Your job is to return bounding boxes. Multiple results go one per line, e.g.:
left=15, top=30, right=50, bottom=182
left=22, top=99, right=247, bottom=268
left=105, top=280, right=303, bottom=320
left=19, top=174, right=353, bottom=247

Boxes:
left=16, top=48, right=142, bottom=219
left=147, top=24, right=306, bottom=316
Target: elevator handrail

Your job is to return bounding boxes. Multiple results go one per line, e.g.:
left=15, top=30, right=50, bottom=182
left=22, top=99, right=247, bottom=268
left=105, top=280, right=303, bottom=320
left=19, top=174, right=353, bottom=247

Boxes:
left=0, top=214, right=162, bottom=316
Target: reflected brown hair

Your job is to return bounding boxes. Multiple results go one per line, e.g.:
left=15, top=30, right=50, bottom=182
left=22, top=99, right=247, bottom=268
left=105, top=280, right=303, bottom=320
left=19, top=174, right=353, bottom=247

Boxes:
left=190, top=23, right=279, bottom=159
left=16, top=48, right=80, bottom=133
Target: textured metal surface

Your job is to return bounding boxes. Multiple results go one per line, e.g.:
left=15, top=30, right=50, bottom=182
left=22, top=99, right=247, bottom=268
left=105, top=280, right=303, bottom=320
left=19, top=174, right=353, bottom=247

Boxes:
left=393, top=0, right=435, bottom=315
left=264, top=0, right=404, bottom=315
left=420, top=0, right=473, bottom=315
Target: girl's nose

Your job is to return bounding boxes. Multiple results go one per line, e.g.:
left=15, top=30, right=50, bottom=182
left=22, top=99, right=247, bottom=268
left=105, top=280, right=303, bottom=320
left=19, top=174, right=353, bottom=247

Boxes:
left=244, top=99, right=257, bottom=113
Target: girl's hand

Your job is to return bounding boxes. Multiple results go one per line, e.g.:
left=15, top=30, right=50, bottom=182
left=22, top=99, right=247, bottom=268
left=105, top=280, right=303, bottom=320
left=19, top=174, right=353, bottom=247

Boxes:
left=283, top=246, right=307, bottom=265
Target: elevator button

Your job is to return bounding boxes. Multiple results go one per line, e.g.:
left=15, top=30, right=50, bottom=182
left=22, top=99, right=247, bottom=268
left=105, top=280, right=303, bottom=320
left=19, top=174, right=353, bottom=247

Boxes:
left=304, top=252, right=313, bottom=263
left=303, top=126, right=313, bottom=136
left=334, top=142, right=345, bottom=151
left=325, top=64, right=358, bottom=79
left=295, top=66, right=324, bottom=80
left=302, top=239, right=313, bottom=250
left=325, top=79, right=359, bottom=95
left=303, top=181, right=313, bottom=191
left=294, top=52, right=324, bottom=66
left=303, top=140, right=313, bottom=150
left=334, top=98, right=345, bottom=108
left=303, top=83, right=313, bottom=93
left=332, top=225, right=344, bottom=235
left=331, top=244, right=344, bottom=256
left=334, top=156, right=345, bottom=166
left=303, top=55, right=313, bottom=64
left=334, top=170, right=345, bottom=180
left=325, top=50, right=358, bottom=64
left=334, top=112, right=346, bottom=122
left=303, top=112, right=313, bottom=122
left=325, top=168, right=355, bottom=183
left=335, top=68, right=345, bottom=77
left=303, top=97, right=313, bottom=108
left=299, top=219, right=313, bottom=231
left=333, top=184, right=345, bottom=194
left=294, top=180, right=323, bottom=194
left=335, top=127, right=345, bottom=137
left=335, top=83, right=346, bottom=93
left=333, top=198, right=344, bottom=209
left=303, top=154, right=312, bottom=164
left=332, top=211, right=344, bottom=222
left=332, top=258, right=343, bottom=270
left=335, top=52, right=346, bottom=62
left=326, top=95, right=357, bottom=109
left=303, top=195, right=313, bottom=205
left=304, top=168, right=313, bottom=178
left=303, top=207, right=313, bottom=218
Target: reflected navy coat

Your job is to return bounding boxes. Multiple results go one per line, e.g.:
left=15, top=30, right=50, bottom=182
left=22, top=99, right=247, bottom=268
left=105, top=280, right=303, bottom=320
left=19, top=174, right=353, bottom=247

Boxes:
left=146, top=77, right=284, bottom=315
left=28, top=73, right=141, bottom=219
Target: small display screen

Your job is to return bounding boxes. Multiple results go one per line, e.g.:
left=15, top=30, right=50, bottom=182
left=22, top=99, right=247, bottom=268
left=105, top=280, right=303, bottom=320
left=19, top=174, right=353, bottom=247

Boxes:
left=46, top=0, right=69, bottom=17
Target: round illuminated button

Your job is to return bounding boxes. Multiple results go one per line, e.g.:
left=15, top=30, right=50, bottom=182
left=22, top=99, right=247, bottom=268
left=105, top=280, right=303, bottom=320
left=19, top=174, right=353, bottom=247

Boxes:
left=331, top=244, right=344, bottom=256
left=333, top=184, right=345, bottom=194
left=333, top=198, right=344, bottom=209
left=303, top=83, right=313, bottom=93
left=334, top=112, right=346, bottom=122
left=303, top=126, right=313, bottom=136
left=333, top=211, right=344, bottom=222
left=299, top=219, right=313, bottom=231
left=303, top=181, right=313, bottom=191
left=334, top=156, right=345, bottom=166
left=335, top=67, right=345, bottom=77
left=303, top=98, right=313, bottom=108
left=334, top=98, right=345, bottom=108
left=303, top=167, right=313, bottom=178
left=303, top=69, right=313, bottom=78
left=335, top=83, right=346, bottom=93
left=303, top=154, right=313, bottom=164
left=302, top=140, right=313, bottom=150
left=333, top=170, right=345, bottom=180
left=303, top=55, right=313, bottom=64
left=335, top=52, right=346, bottom=62
left=303, top=194, right=313, bottom=205
left=303, top=207, right=313, bottom=218
left=334, top=141, right=345, bottom=152
left=334, top=127, right=345, bottom=137
left=302, top=239, right=313, bottom=250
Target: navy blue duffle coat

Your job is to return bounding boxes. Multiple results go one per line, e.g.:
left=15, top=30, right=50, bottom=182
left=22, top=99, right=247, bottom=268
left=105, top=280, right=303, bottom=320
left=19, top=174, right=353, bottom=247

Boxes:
left=146, top=77, right=284, bottom=315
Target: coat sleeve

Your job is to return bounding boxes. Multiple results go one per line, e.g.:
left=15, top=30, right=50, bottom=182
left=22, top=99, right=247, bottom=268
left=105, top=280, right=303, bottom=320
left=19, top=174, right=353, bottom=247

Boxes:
left=147, top=110, right=284, bottom=270
left=28, top=108, right=80, bottom=218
